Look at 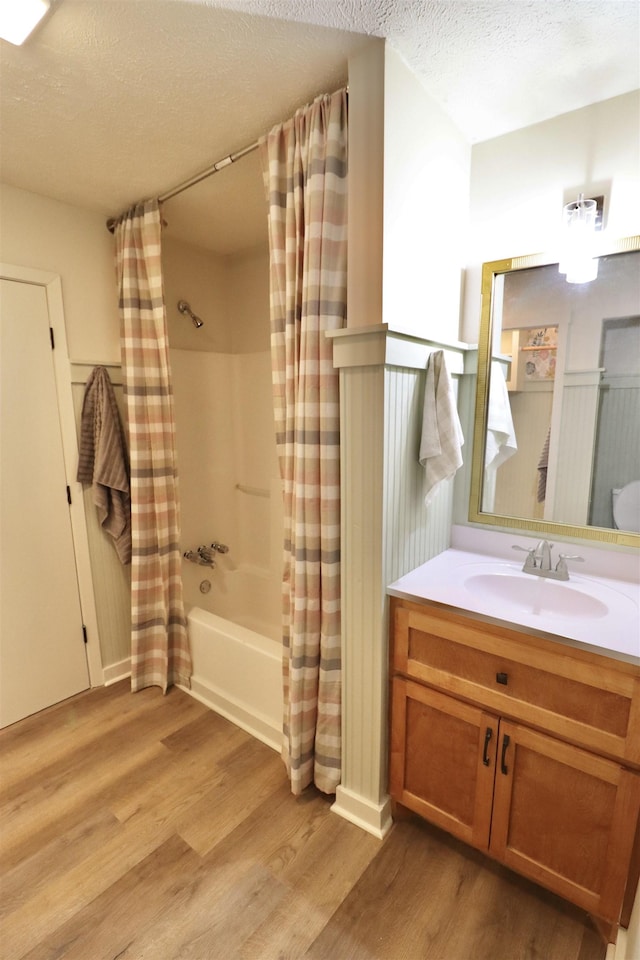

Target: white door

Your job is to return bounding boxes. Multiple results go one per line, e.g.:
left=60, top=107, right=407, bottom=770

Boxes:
left=0, top=278, right=90, bottom=727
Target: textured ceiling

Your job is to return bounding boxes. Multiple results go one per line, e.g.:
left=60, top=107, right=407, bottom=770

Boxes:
left=1, top=0, right=638, bottom=254
left=211, top=0, right=640, bottom=142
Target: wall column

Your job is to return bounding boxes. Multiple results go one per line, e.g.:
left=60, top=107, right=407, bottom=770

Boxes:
left=329, top=326, right=467, bottom=837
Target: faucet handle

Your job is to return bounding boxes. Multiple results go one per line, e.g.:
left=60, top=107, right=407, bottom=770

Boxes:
left=555, top=553, right=584, bottom=578
left=556, top=553, right=584, bottom=566
left=512, top=544, right=537, bottom=568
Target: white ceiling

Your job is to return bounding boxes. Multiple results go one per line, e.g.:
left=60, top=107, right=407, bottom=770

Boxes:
left=1, top=0, right=638, bottom=255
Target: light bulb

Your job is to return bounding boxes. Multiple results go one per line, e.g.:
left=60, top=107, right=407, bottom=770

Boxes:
left=0, top=0, right=50, bottom=46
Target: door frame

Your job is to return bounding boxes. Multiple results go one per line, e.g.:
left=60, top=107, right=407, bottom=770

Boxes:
left=1, top=262, right=102, bottom=686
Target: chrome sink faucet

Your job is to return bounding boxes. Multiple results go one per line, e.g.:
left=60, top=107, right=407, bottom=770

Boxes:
left=537, top=539, right=552, bottom=571
left=512, top=540, right=584, bottom=581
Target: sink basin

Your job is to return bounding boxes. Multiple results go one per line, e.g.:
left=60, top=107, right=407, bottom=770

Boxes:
left=463, top=572, right=609, bottom=619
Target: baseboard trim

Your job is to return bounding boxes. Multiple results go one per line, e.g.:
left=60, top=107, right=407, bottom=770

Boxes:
left=102, top=657, right=131, bottom=686
left=331, top=784, right=393, bottom=839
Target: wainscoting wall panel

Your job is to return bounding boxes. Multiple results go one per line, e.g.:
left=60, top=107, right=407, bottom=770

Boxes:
left=552, top=377, right=601, bottom=525
left=329, top=326, right=467, bottom=836
left=71, top=366, right=131, bottom=674
left=590, top=381, right=640, bottom=528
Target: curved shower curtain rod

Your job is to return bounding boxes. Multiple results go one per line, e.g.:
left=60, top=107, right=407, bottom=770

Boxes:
left=105, top=85, right=347, bottom=234
left=105, top=140, right=258, bottom=233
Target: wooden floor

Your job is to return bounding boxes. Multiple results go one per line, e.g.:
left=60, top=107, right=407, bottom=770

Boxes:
left=0, top=681, right=605, bottom=960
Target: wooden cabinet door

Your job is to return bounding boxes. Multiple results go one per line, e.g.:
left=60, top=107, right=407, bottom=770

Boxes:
left=390, top=677, right=498, bottom=850
left=490, top=720, right=640, bottom=923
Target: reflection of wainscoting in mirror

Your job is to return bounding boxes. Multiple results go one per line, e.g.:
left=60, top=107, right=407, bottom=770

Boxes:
left=589, top=316, right=640, bottom=528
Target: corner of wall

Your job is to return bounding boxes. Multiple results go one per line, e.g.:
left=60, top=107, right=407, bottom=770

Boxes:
left=347, top=40, right=385, bottom=330
left=381, top=48, right=471, bottom=344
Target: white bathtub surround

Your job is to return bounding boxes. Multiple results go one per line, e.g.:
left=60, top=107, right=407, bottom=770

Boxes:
left=170, top=328, right=284, bottom=750
left=182, top=556, right=281, bottom=642
left=183, top=608, right=282, bottom=751
left=328, top=325, right=469, bottom=837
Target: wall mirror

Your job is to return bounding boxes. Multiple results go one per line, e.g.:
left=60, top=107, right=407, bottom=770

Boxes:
left=469, top=234, right=640, bottom=547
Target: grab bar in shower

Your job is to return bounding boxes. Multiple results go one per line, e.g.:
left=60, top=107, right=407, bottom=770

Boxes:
left=235, top=483, right=270, bottom=499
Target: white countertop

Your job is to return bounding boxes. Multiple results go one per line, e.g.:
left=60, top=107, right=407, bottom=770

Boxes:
left=388, top=548, right=640, bottom=665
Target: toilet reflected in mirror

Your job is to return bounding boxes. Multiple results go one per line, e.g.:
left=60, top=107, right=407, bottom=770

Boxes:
left=612, top=481, right=640, bottom=532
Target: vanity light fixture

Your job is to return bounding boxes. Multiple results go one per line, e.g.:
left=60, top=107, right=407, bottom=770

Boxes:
left=558, top=193, right=600, bottom=284
left=0, top=0, right=50, bottom=45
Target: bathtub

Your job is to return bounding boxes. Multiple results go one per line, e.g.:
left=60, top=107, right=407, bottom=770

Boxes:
left=181, top=606, right=283, bottom=752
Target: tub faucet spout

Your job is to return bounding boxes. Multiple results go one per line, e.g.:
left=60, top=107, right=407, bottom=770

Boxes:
left=183, top=548, right=216, bottom=568
left=197, top=545, right=216, bottom=565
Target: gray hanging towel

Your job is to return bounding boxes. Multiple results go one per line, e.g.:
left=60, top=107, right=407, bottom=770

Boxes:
left=77, top=366, right=131, bottom=564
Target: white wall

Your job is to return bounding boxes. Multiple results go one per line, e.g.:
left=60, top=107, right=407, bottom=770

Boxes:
left=0, top=183, right=120, bottom=361
left=462, top=90, right=640, bottom=344
left=346, top=40, right=385, bottom=329
left=383, top=47, right=470, bottom=343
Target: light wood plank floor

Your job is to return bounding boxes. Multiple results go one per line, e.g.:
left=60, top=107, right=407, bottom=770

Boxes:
left=0, top=681, right=605, bottom=960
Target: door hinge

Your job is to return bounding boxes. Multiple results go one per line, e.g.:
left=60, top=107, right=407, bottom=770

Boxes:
left=49, top=327, right=55, bottom=350
left=82, top=625, right=88, bottom=644
left=66, top=485, right=72, bottom=505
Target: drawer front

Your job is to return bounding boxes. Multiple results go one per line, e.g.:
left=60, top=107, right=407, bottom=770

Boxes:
left=392, top=601, right=639, bottom=763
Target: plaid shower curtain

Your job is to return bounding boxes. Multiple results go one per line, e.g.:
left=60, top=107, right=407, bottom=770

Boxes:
left=114, top=199, right=191, bottom=693
left=261, top=89, right=348, bottom=795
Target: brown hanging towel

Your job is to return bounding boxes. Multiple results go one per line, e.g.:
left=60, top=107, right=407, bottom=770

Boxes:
left=537, top=426, right=551, bottom=503
left=77, top=366, right=131, bottom=564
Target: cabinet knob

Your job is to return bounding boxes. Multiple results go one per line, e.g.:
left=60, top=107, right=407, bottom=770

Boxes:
left=496, top=672, right=508, bottom=685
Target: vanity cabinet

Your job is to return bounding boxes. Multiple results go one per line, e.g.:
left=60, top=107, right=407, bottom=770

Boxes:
left=389, top=597, right=640, bottom=932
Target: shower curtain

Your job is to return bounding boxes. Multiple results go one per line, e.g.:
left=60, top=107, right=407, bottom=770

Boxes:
left=114, top=199, right=191, bottom=693
left=261, top=89, right=348, bottom=795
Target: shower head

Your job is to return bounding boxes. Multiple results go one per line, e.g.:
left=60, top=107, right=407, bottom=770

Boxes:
left=177, top=299, right=204, bottom=328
